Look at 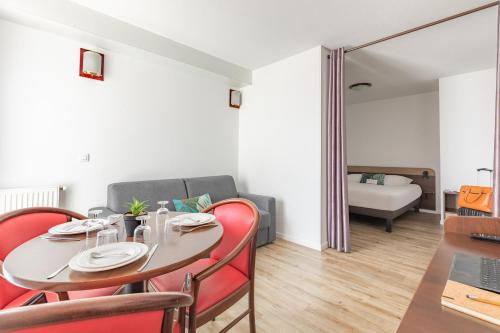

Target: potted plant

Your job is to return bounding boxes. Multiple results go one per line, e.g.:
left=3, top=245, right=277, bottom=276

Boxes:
left=124, top=198, right=149, bottom=237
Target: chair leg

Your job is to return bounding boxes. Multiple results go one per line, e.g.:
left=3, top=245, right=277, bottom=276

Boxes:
left=249, top=285, right=256, bottom=333
left=188, top=304, right=197, bottom=333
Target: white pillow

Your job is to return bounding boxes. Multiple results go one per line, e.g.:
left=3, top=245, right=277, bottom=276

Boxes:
left=347, top=173, right=362, bottom=183
left=384, top=175, right=413, bottom=186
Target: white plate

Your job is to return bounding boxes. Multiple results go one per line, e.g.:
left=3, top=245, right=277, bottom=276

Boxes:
left=49, top=219, right=111, bottom=235
left=69, top=242, right=149, bottom=272
left=170, top=213, right=215, bottom=227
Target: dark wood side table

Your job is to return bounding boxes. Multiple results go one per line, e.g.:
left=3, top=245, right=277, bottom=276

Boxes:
left=397, top=216, right=500, bottom=332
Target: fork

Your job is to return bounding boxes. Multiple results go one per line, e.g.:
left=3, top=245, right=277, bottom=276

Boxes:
left=40, top=235, right=81, bottom=241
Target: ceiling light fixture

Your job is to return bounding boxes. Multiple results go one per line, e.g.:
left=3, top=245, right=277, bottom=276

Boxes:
left=349, top=82, right=372, bottom=91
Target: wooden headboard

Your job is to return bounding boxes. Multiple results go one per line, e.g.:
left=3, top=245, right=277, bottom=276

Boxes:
left=347, top=166, right=436, bottom=211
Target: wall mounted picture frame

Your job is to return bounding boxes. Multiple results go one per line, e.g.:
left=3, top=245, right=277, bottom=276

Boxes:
left=229, top=89, right=242, bottom=109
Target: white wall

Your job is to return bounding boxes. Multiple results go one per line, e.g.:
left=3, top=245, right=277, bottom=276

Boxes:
left=439, top=68, right=496, bottom=192
left=0, top=19, right=239, bottom=213
left=238, top=46, right=324, bottom=250
left=346, top=92, right=441, bottom=211
left=346, top=92, right=440, bottom=173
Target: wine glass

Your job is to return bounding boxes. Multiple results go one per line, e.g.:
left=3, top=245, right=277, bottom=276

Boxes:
left=85, top=209, right=104, bottom=249
left=134, top=214, right=151, bottom=244
left=156, top=201, right=170, bottom=237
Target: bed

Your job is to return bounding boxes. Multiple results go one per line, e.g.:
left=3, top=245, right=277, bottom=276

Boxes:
left=347, top=166, right=436, bottom=232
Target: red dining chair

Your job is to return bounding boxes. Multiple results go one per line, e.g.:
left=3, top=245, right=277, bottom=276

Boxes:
left=0, top=292, right=192, bottom=333
left=150, top=198, right=260, bottom=333
left=0, top=207, right=119, bottom=309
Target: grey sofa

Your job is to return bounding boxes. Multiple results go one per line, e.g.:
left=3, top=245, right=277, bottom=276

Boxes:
left=89, top=175, right=276, bottom=247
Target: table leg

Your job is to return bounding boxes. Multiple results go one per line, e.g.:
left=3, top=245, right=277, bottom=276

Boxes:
left=57, top=291, right=69, bottom=301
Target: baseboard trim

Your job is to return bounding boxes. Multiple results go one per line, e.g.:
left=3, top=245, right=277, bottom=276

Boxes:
left=276, top=232, right=323, bottom=251
left=420, top=209, right=439, bottom=214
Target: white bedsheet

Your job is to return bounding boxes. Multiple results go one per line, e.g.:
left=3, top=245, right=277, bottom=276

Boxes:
left=348, top=182, right=422, bottom=211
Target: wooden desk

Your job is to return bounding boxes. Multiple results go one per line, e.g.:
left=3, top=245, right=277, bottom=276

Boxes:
left=397, top=216, right=500, bottom=333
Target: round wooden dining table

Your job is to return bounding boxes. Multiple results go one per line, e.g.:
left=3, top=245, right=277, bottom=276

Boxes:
left=2, top=212, right=223, bottom=300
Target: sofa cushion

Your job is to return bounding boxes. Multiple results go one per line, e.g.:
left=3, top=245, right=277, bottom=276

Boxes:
left=184, top=176, right=238, bottom=203
left=107, top=179, right=187, bottom=213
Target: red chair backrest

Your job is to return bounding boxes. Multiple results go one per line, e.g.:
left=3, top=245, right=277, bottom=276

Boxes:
left=6, top=311, right=164, bottom=333
left=0, top=209, right=80, bottom=309
left=209, top=202, right=258, bottom=277
left=0, top=292, right=192, bottom=333
left=0, top=213, right=69, bottom=261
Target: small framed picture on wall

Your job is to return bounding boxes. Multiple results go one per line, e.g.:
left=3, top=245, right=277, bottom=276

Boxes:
left=229, top=89, right=242, bottom=109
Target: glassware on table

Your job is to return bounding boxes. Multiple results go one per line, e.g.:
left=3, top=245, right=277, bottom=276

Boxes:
left=156, top=201, right=170, bottom=237
left=96, top=228, right=119, bottom=247
left=85, top=209, right=104, bottom=249
left=134, top=214, right=151, bottom=244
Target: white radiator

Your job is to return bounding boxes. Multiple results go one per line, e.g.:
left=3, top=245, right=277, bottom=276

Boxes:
left=0, top=186, right=64, bottom=214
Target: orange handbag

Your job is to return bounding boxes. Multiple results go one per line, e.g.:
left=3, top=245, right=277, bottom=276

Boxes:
left=458, top=185, right=493, bottom=213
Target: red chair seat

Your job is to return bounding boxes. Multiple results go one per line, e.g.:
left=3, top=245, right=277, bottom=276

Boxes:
left=3, top=286, right=119, bottom=309
left=151, top=258, right=248, bottom=314
left=3, top=289, right=44, bottom=309
left=67, top=286, right=120, bottom=300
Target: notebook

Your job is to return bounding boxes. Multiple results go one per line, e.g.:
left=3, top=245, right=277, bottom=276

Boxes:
left=441, top=253, right=500, bottom=326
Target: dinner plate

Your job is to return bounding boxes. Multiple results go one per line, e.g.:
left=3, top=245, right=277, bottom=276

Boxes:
left=69, top=242, right=149, bottom=272
left=49, top=219, right=111, bottom=235
left=170, top=213, right=216, bottom=227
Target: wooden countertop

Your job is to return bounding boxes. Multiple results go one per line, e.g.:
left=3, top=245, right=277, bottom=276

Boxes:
left=397, top=216, right=500, bottom=332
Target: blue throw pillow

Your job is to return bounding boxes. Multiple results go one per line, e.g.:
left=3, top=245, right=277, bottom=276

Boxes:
left=173, top=193, right=212, bottom=212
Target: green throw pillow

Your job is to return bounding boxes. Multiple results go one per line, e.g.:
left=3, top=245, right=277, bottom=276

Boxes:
left=173, top=193, right=212, bottom=213
left=360, top=173, right=385, bottom=185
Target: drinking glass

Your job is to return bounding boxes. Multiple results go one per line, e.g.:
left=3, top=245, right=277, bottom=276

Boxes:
left=156, top=201, right=170, bottom=237
left=85, top=209, right=104, bottom=249
left=134, top=214, right=151, bottom=244
left=96, top=228, right=119, bottom=247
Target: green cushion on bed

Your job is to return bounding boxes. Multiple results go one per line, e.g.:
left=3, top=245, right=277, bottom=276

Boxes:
left=360, top=173, right=385, bottom=185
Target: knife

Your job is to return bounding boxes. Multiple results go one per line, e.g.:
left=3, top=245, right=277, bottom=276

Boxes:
left=137, top=243, right=158, bottom=272
left=46, top=263, right=69, bottom=279
left=40, top=235, right=81, bottom=241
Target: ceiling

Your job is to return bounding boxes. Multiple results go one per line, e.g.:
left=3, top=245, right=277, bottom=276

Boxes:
left=69, top=0, right=494, bottom=70
left=346, top=5, right=498, bottom=104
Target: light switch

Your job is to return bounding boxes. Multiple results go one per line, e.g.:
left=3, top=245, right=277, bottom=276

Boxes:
left=80, top=153, right=90, bottom=162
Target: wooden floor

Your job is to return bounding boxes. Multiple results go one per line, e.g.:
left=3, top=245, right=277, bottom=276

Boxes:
left=199, top=212, right=442, bottom=333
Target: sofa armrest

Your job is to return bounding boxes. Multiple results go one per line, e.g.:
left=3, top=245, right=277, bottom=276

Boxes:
left=237, top=192, right=275, bottom=213
left=238, top=192, right=276, bottom=244
left=87, top=206, right=118, bottom=219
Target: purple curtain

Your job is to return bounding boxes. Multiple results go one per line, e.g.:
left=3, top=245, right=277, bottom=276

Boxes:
left=327, top=48, right=350, bottom=252
left=493, top=4, right=500, bottom=217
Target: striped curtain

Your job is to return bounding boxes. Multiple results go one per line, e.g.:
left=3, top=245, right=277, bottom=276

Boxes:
left=494, top=4, right=500, bottom=217
left=327, top=48, right=350, bottom=252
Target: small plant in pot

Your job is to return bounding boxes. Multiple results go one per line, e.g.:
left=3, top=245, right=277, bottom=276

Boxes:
left=124, top=198, right=149, bottom=237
